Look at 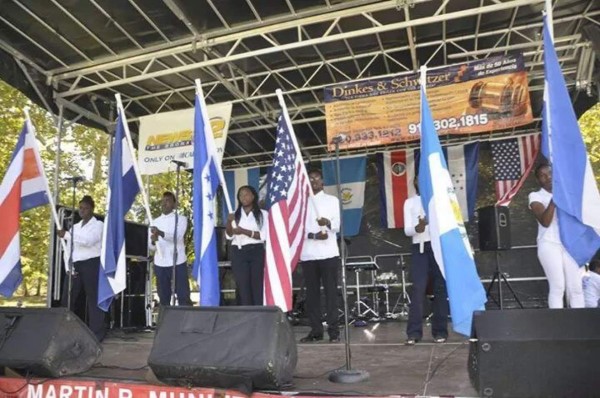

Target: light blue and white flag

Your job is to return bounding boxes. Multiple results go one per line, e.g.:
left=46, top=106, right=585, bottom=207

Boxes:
left=541, top=16, right=600, bottom=266
left=418, top=67, right=486, bottom=336
left=222, top=167, right=260, bottom=220
left=98, top=106, right=140, bottom=312
left=322, top=155, right=366, bottom=236
left=192, top=85, right=222, bottom=306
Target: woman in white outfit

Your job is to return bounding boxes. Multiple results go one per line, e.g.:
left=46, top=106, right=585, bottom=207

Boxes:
left=528, top=163, right=584, bottom=309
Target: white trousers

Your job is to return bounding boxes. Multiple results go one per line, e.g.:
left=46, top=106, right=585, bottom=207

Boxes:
left=537, top=240, right=585, bottom=309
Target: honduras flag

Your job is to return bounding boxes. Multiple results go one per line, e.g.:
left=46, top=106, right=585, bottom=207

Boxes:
left=418, top=67, right=486, bottom=336
left=322, top=155, right=366, bottom=236
left=541, top=16, right=600, bottom=266
left=98, top=107, right=140, bottom=311
left=221, top=167, right=260, bottom=221
left=192, top=86, right=221, bottom=306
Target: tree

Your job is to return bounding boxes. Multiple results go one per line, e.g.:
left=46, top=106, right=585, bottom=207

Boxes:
left=579, top=103, right=600, bottom=184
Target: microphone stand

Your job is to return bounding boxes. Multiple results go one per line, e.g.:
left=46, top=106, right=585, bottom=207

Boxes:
left=170, top=163, right=182, bottom=306
left=329, top=137, right=369, bottom=384
left=66, top=177, right=81, bottom=311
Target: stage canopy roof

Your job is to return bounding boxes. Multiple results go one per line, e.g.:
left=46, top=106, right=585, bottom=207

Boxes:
left=0, top=0, right=598, bottom=168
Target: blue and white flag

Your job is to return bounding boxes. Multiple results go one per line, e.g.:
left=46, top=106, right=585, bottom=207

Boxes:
left=418, top=68, right=486, bottom=336
left=192, top=88, right=221, bottom=306
left=221, top=167, right=260, bottom=220
left=542, top=16, right=600, bottom=266
left=98, top=107, right=140, bottom=311
left=322, top=155, right=366, bottom=236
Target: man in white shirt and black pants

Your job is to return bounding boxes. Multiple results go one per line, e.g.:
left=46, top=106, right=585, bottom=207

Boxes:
left=403, top=178, right=448, bottom=345
left=300, top=169, right=341, bottom=343
left=149, top=192, right=192, bottom=306
left=59, top=195, right=106, bottom=341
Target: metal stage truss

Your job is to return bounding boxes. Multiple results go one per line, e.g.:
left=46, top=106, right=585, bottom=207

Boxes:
left=0, top=0, right=598, bottom=169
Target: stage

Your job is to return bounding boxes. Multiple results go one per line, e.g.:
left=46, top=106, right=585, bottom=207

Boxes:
left=0, top=320, right=477, bottom=398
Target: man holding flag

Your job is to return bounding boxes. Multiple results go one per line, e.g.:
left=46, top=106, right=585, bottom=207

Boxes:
left=417, top=66, right=487, bottom=337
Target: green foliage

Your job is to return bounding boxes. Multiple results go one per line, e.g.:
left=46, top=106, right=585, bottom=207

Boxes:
left=579, top=103, right=600, bottom=184
left=0, top=79, right=195, bottom=299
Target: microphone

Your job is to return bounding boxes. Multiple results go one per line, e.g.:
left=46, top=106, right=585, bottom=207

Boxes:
left=171, top=160, right=188, bottom=168
left=63, top=176, right=85, bottom=183
left=331, top=134, right=348, bottom=145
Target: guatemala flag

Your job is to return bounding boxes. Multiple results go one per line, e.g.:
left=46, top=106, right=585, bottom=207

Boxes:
left=541, top=16, right=600, bottom=266
left=418, top=67, right=486, bottom=336
left=322, top=155, right=366, bottom=236
left=98, top=107, right=140, bottom=311
left=221, top=167, right=260, bottom=221
left=192, top=86, right=221, bottom=306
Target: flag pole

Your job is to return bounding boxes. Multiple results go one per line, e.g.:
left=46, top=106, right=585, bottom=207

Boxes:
left=23, top=109, right=67, bottom=255
left=543, top=0, right=554, bottom=163
left=194, top=79, right=234, bottom=215
left=545, top=0, right=554, bottom=41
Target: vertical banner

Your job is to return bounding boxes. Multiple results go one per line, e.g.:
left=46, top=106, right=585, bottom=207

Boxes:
left=137, top=102, right=232, bottom=175
left=322, top=155, right=367, bottom=237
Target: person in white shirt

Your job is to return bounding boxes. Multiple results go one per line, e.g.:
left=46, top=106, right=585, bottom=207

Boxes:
left=299, top=169, right=341, bottom=343
left=226, top=185, right=268, bottom=306
left=529, top=163, right=584, bottom=309
left=58, top=195, right=106, bottom=341
left=149, top=192, right=192, bottom=306
left=403, top=177, right=448, bottom=345
left=583, top=257, right=600, bottom=308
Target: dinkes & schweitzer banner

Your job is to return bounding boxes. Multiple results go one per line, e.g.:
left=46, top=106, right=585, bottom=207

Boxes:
left=324, top=54, right=533, bottom=150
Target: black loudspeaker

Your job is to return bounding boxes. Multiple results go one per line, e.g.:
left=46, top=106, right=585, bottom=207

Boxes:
left=0, top=308, right=102, bottom=377
left=148, top=306, right=297, bottom=393
left=478, top=205, right=511, bottom=250
left=469, top=309, right=600, bottom=398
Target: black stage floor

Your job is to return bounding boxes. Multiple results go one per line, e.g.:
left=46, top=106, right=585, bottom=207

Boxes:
left=86, top=320, right=478, bottom=397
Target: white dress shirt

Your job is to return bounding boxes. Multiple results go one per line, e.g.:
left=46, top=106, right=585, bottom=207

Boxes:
left=226, top=209, right=268, bottom=247
left=300, top=191, right=340, bottom=261
left=149, top=211, right=188, bottom=267
left=63, top=216, right=103, bottom=266
left=403, top=195, right=431, bottom=245
left=583, top=271, right=600, bottom=308
left=528, top=188, right=560, bottom=244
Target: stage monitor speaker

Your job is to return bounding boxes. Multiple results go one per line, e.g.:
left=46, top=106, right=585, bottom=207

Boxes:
left=0, top=308, right=102, bottom=377
left=469, top=309, right=600, bottom=398
left=478, top=205, right=511, bottom=250
left=148, top=306, right=297, bottom=393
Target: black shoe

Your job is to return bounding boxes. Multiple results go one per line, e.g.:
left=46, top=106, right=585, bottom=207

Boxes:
left=329, top=336, right=341, bottom=343
left=300, top=334, right=323, bottom=343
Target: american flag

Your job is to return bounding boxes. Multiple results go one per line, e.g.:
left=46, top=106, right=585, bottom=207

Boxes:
left=264, top=113, right=310, bottom=311
left=491, top=134, right=540, bottom=206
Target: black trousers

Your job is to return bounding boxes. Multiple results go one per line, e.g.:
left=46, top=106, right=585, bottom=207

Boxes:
left=301, top=256, right=340, bottom=338
left=230, top=244, right=265, bottom=306
left=61, top=257, right=106, bottom=341
left=406, top=242, right=449, bottom=340
left=154, top=263, right=192, bottom=306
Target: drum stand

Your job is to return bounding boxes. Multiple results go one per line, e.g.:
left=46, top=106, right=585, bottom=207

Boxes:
left=346, top=259, right=379, bottom=322
left=390, top=257, right=411, bottom=318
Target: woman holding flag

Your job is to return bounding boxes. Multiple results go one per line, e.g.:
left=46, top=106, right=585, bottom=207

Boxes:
left=226, top=185, right=267, bottom=306
left=529, top=163, right=585, bottom=309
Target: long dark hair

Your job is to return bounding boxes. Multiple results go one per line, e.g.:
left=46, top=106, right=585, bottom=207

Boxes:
left=235, top=185, right=263, bottom=227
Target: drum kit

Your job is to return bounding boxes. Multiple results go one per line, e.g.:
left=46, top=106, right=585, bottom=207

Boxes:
left=347, top=257, right=411, bottom=323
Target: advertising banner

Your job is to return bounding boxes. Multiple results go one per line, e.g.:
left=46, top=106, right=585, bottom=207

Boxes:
left=324, top=54, right=533, bottom=150
left=138, top=102, right=232, bottom=175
